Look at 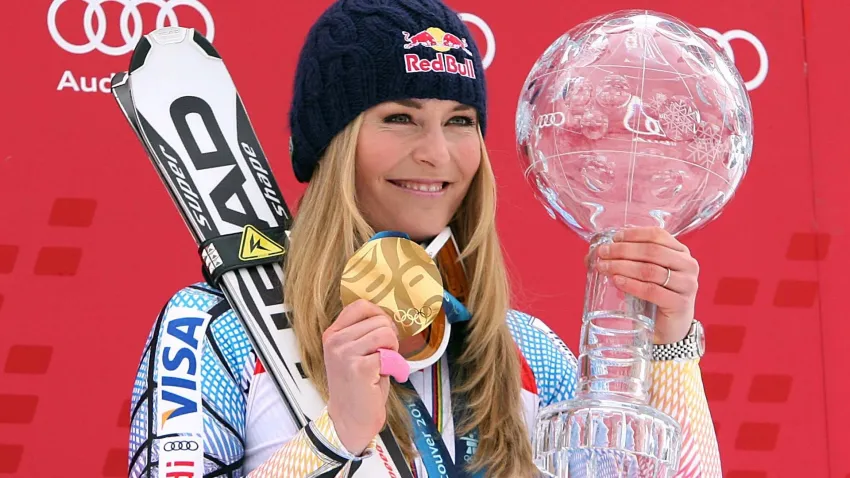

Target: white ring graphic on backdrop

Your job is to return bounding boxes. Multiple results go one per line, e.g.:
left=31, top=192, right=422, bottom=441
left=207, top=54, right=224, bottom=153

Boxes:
left=47, top=0, right=214, bottom=56
left=700, top=28, right=768, bottom=91
left=458, top=13, right=495, bottom=69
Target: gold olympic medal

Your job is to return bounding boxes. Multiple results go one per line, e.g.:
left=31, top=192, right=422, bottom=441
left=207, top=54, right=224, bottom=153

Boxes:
left=340, top=236, right=444, bottom=339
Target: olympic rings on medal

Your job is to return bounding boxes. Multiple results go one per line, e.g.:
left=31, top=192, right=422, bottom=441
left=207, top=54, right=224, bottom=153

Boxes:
left=394, top=306, right=434, bottom=328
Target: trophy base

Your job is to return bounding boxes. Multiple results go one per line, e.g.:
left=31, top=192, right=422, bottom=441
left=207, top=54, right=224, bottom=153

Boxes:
left=533, top=398, right=682, bottom=478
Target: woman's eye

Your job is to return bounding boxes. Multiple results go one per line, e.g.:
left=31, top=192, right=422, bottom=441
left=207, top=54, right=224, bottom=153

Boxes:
left=382, top=113, right=476, bottom=126
left=448, top=115, right=476, bottom=126
left=384, top=114, right=412, bottom=124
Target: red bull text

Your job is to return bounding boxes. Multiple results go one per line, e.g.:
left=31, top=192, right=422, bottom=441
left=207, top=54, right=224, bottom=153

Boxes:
left=401, top=27, right=477, bottom=79
left=404, top=52, right=476, bottom=78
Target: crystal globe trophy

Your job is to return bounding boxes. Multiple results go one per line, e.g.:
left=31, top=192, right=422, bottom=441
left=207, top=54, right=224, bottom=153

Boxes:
left=516, top=10, right=753, bottom=477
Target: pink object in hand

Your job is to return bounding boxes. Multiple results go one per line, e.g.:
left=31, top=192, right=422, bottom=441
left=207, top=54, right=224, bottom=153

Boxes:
left=378, top=348, right=410, bottom=382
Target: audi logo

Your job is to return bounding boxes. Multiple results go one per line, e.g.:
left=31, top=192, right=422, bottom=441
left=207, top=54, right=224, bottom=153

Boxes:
left=162, top=440, right=200, bottom=452
left=700, top=28, right=768, bottom=91
left=537, top=112, right=566, bottom=128
left=47, top=0, right=215, bottom=56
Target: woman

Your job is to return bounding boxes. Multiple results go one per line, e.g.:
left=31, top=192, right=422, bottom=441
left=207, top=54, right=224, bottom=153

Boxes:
left=127, top=0, right=721, bottom=476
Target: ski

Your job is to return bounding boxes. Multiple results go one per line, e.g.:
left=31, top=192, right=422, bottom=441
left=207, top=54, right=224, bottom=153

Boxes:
left=110, top=27, right=417, bottom=477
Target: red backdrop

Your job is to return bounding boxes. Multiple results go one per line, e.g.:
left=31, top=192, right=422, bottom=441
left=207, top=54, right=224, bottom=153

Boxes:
left=0, top=1, right=845, bottom=477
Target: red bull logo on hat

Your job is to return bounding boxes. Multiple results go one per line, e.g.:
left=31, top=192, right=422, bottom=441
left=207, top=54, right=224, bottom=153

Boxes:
left=402, top=27, right=477, bottom=79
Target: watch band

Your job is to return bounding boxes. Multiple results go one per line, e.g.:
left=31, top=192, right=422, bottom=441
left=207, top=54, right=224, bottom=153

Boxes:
left=652, top=320, right=704, bottom=361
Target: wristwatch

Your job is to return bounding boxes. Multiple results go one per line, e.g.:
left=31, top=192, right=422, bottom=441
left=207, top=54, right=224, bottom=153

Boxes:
left=652, top=320, right=705, bottom=361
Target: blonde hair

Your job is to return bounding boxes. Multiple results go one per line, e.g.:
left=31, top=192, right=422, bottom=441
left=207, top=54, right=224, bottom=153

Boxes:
left=283, top=113, right=536, bottom=477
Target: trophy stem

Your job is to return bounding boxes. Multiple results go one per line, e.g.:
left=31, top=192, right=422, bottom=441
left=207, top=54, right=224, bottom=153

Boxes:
left=530, top=230, right=682, bottom=477
left=577, top=230, right=655, bottom=405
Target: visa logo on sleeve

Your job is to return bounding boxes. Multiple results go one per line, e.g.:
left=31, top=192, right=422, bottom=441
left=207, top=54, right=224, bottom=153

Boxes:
left=156, top=306, right=211, bottom=434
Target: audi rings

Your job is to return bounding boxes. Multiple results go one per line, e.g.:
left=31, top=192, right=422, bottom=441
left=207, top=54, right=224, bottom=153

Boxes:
left=162, top=440, right=200, bottom=452
left=458, top=13, right=495, bottom=69
left=536, top=112, right=566, bottom=129
left=700, top=28, right=768, bottom=91
left=47, top=0, right=215, bottom=55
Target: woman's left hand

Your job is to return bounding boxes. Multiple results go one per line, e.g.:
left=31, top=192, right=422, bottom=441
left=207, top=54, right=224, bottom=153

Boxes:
left=589, top=227, right=699, bottom=345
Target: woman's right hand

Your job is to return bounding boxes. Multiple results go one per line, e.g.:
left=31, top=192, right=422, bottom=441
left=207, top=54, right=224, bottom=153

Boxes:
left=324, top=299, right=399, bottom=455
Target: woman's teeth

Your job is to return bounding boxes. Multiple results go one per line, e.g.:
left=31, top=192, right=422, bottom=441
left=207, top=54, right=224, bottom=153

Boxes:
left=394, top=181, right=444, bottom=192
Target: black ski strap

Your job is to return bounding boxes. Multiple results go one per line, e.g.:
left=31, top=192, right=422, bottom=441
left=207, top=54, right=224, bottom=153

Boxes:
left=198, top=224, right=289, bottom=287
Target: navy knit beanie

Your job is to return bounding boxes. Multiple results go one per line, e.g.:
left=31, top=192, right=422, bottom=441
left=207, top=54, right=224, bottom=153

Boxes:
left=289, top=0, right=488, bottom=183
